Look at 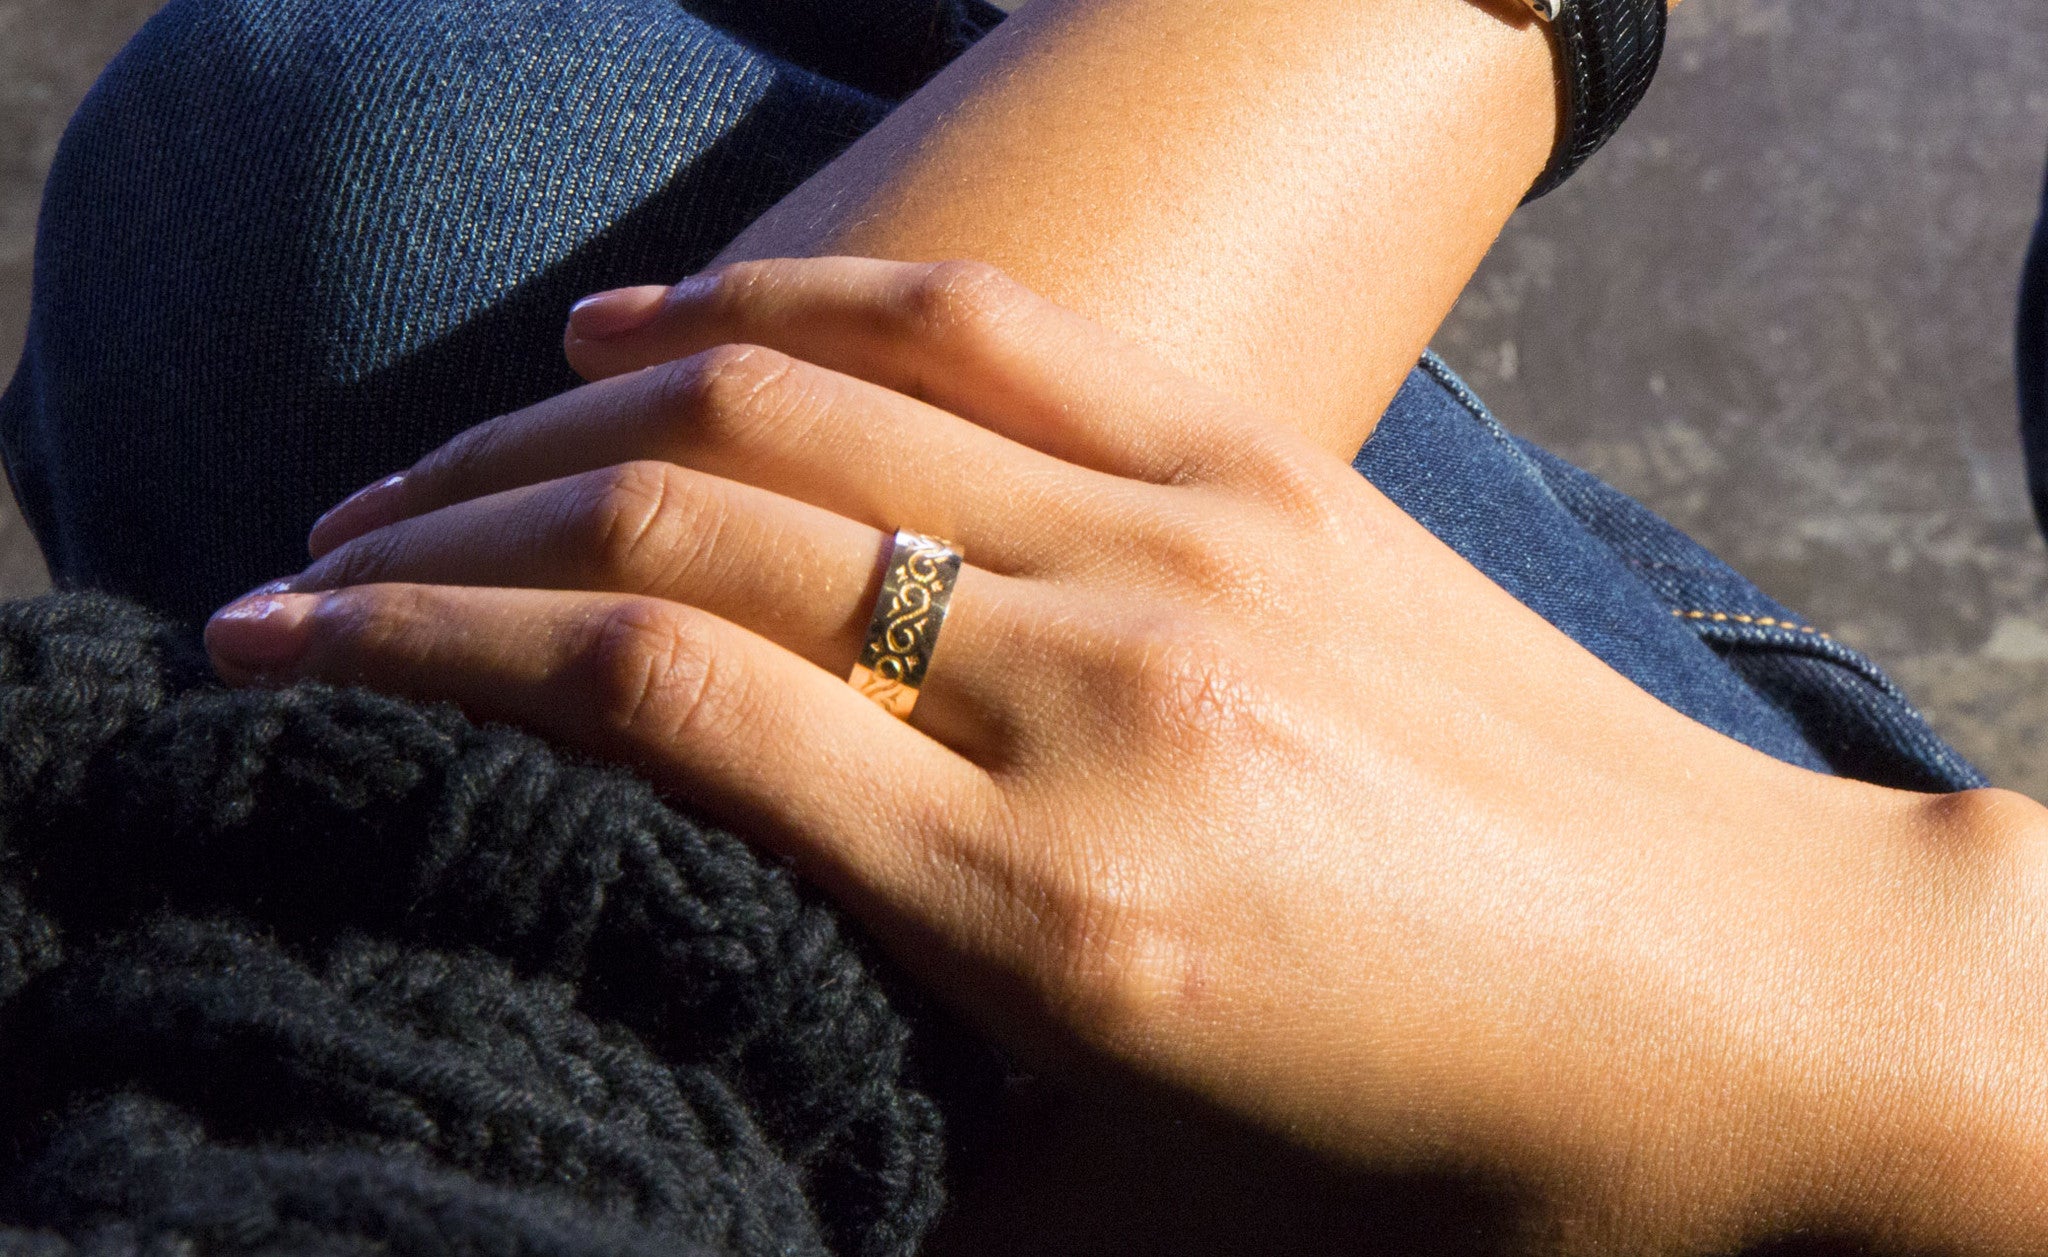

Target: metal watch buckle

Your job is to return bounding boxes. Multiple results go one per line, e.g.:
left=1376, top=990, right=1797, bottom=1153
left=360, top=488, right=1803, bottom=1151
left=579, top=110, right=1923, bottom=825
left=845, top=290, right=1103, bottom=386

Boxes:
left=1523, top=0, right=1566, bottom=19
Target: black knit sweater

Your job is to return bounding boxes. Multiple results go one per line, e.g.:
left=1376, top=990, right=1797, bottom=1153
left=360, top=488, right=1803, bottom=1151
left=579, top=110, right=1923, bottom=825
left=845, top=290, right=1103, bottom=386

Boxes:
left=0, top=593, right=997, bottom=1256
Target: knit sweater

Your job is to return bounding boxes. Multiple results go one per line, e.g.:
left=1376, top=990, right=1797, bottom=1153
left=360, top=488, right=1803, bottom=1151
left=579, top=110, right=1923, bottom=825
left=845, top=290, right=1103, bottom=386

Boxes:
left=0, top=593, right=998, bottom=1256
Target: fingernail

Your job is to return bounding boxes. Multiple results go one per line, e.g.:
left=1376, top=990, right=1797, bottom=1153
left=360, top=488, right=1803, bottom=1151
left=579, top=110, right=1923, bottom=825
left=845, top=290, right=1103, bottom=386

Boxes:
left=309, top=473, right=406, bottom=557
left=568, top=286, right=668, bottom=341
left=206, top=592, right=321, bottom=677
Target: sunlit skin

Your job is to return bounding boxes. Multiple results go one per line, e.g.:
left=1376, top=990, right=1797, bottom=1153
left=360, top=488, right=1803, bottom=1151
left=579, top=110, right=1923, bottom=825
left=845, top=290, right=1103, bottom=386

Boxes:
left=201, top=0, right=2048, bottom=1251
left=703, top=0, right=1567, bottom=460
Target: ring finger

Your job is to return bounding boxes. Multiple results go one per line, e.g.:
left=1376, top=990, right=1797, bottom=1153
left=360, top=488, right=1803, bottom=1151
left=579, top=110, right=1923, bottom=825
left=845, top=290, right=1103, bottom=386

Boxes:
left=291, top=459, right=1026, bottom=744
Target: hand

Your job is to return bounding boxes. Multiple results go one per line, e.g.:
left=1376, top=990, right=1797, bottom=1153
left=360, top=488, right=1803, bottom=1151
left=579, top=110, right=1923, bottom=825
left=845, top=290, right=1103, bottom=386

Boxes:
left=210, top=258, right=2048, bottom=1253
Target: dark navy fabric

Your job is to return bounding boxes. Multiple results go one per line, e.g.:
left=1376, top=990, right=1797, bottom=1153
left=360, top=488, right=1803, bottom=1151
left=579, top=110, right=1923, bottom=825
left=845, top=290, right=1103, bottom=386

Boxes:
left=2022, top=153, right=2048, bottom=539
left=0, top=0, right=1998, bottom=793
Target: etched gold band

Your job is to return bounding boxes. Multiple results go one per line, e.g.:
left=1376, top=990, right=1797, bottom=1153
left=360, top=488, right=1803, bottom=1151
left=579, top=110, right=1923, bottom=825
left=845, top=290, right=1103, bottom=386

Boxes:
left=848, top=529, right=964, bottom=719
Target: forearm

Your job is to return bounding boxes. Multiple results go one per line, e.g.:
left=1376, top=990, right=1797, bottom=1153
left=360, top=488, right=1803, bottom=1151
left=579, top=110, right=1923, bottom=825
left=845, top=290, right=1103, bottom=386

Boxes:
left=713, top=0, right=1560, bottom=458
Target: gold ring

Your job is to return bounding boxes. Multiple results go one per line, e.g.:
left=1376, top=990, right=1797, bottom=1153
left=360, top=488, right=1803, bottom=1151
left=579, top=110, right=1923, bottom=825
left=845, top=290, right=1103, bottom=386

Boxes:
left=848, top=529, right=963, bottom=719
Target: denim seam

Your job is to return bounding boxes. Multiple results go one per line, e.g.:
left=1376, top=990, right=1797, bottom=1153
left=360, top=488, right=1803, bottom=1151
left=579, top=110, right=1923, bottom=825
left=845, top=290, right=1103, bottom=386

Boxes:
left=1619, top=554, right=1720, bottom=579
left=1419, top=351, right=1516, bottom=450
left=1416, top=353, right=1912, bottom=703
left=1678, top=613, right=1909, bottom=701
left=1668, top=608, right=1830, bottom=639
left=1417, top=350, right=1574, bottom=506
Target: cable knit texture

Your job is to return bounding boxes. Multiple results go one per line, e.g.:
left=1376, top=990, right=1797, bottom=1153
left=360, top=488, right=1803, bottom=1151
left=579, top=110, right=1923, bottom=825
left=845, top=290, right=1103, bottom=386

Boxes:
left=0, top=592, right=995, bottom=1256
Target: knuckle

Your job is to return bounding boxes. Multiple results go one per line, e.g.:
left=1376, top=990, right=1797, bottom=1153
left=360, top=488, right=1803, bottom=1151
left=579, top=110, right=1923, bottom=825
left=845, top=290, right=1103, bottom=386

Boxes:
left=1141, top=399, right=1244, bottom=489
left=1246, top=450, right=1353, bottom=538
left=1138, top=626, right=1261, bottom=753
left=680, top=349, right=815, bottom=460
left=303, top=523, right=411, bottom=589
left=1112, top=496, right=1294, bottom=609
left=1130, top=512, right=1252, bottom=597
left=1116, top=618, right=1264, bottom=755
left=700, top=257, right=782, bottom=312
left=411, top=413, right=513, bottom=503
left=569, top=460, right=717, bottom=586
left=1932, top=788, right=2048, bottom=871
left=306, top=584, right=438, bottom=673
left=1023, top=845, right=1201, bottom=1046
left=1203, top=424, right=1350, bottom=525
left=904, top=259, right=1024, bottom=345
left=651, top=344, right=797, bottom=433
left=579, top=599, right=724, bottom=745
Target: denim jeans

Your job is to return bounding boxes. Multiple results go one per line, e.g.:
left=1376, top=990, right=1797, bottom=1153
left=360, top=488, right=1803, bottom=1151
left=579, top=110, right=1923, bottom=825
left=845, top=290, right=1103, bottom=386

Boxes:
left=0, top=0, right=2002, bottom=794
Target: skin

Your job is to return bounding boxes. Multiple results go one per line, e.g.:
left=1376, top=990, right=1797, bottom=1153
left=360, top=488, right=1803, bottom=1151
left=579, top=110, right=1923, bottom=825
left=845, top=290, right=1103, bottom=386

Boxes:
left=706, top=0, right=1566, bottom=459
left=196, top=0, right=2048, bottom=1251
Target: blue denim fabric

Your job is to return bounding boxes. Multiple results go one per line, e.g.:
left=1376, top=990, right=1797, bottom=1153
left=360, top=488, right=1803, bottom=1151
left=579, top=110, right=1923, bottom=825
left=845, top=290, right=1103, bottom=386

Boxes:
left=0, top=0, right=998, bottom=626
left=1365, top=359, right=1983, bottom=792
left=0, top=0, right=1992, bottom=794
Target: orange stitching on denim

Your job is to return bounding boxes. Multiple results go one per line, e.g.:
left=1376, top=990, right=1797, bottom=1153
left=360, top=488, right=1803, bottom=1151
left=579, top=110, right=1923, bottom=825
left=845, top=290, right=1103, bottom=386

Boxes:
left=1670, top=608, right=1831, bottom=640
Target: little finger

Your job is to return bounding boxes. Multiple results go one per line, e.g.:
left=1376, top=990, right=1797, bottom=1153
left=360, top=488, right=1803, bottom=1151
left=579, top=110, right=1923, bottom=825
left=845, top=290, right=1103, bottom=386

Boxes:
left=203, top=582, right=1001, bottom=916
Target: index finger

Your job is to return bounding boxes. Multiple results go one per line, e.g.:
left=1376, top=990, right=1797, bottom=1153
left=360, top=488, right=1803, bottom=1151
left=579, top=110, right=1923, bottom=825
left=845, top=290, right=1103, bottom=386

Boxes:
left=562, top=257, right=1283, bottom=486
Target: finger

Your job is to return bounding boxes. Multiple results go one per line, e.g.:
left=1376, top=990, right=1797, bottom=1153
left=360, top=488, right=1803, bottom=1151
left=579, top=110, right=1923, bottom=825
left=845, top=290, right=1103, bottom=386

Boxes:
left=309, top=343, right=1123, bottom=573
left=202, top=583, right=998, bottom=912
left=560, top=256, right=1278, bottom=485
left=295, top=461, right=1027, bottom=744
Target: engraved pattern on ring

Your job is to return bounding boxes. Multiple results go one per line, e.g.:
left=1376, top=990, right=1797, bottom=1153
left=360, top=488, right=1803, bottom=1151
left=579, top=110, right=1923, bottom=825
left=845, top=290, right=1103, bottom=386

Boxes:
left=848, top=530, right=962, bottom=719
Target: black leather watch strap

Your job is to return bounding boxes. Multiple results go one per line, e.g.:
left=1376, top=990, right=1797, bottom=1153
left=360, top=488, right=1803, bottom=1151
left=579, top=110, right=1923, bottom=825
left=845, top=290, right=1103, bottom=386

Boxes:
left=1523, top=0, right=1667, bottom=201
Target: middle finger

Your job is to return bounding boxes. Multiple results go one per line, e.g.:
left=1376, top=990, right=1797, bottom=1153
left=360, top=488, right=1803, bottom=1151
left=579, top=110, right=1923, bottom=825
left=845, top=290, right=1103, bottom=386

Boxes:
left=308, top=345, right=1119, bottom=574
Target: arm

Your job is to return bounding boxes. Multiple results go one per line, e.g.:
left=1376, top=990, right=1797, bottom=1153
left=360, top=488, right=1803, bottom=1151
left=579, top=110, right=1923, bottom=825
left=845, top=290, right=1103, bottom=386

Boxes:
left=571, top=0, right=1567, bottom=458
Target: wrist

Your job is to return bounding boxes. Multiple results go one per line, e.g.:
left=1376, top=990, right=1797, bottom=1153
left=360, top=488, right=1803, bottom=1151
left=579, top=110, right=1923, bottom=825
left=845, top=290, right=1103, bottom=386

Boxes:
left=1817, top=786, right=2048, bottom=1253
left=1369, top=749, right=2048, bottom=1253
left=1582, top=780, right=2048, bottom=1253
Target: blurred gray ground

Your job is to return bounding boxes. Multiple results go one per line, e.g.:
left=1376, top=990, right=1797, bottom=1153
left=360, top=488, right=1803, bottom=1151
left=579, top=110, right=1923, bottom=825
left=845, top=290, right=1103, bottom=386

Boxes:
left=1435, top=0, right=2048, bottom=796
left=2, top=0, right=2047, bottom=792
